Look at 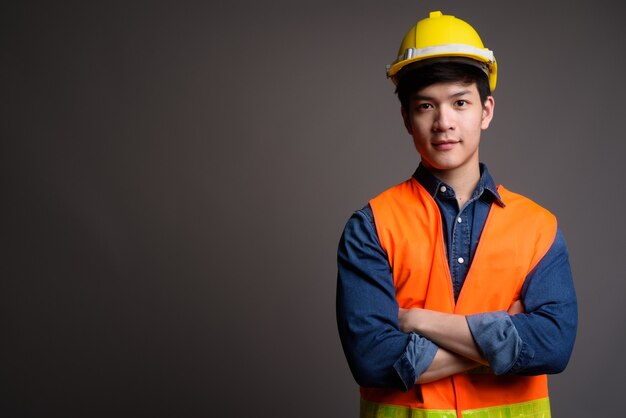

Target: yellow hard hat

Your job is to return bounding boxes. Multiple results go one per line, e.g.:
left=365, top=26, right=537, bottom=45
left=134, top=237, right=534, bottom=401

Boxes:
left=386, top=11, right=497, bottom=91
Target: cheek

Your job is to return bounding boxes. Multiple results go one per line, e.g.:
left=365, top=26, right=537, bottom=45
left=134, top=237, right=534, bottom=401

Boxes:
left=411, top=127, right=430, bottom=144
left=464, top=116, right=486, bottom=135
left=410, top=119, right=431, bottom=137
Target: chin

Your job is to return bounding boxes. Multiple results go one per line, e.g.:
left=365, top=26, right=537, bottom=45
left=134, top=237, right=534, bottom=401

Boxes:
left=423, top=159, right=462, bottom=171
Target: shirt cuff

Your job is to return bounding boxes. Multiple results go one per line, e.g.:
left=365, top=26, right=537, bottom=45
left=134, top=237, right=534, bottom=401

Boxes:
left=393, top=333, right=438, bottom=391
left=466, top=311, right=523, bottom=375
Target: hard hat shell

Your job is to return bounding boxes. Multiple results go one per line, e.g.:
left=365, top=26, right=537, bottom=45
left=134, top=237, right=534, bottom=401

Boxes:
left=387, top=11, right=497, bottom=91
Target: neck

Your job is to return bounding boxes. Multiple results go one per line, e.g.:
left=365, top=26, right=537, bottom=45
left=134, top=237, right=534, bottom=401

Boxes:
left=427, top=163, right=481, bottom=206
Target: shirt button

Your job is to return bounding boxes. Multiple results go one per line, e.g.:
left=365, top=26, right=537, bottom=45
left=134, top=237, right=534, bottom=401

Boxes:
left=458, top=257, right=465, bottom=264
left=457, top=217, right=462, bottom=224
left=440, top=186, right=447, bottom=193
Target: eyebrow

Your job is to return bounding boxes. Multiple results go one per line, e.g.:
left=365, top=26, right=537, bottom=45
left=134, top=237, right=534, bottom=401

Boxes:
left=411, top=89, right=472, bottom=101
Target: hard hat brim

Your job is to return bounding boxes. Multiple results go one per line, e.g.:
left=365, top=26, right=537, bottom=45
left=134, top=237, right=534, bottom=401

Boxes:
left=387, top=53, right=497, bottom=91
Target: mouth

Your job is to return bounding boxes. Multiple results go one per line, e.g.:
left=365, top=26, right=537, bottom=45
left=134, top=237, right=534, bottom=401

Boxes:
left=432, top=139, right=460, bottom=151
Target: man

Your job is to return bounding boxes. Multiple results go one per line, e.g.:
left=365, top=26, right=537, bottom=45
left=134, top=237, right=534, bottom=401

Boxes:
left=336, top=11, right=577, bottom=418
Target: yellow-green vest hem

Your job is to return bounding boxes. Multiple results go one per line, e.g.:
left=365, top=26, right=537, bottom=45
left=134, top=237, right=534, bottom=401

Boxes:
left=360, top=397, right=551, bottom=418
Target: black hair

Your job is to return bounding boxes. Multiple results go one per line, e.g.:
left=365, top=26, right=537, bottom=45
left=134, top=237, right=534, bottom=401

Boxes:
left=395, top=60, right=491, bottom=111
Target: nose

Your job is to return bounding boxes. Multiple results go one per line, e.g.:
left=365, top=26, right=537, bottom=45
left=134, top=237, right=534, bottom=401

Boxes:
left=433, top=106, right=455, bottom=132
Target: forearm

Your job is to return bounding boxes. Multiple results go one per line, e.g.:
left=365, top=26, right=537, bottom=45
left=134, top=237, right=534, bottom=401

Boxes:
left=416, top=347, right=481, bottom=384
left=399, top=308, right=487, bottom=365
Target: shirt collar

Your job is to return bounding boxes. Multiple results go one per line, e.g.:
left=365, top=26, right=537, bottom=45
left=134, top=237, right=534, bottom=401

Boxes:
left=412, top=163, right=505, bottom=207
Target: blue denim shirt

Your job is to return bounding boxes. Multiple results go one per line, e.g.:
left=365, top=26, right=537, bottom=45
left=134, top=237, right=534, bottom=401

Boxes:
left=336, top=164, right=578, bottom=390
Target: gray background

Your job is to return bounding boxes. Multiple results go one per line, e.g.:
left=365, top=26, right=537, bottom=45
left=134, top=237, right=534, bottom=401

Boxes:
left=2, top=0, right=624, bottom=416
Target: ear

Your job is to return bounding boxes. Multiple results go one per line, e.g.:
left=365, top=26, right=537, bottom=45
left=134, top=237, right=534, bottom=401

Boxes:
left=481, top=96, right=495, bottom=130
left=401, top=106, right=413, bottom=135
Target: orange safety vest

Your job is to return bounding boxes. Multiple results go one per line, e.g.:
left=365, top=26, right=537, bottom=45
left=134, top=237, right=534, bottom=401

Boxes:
left=365, top=177, right=557, bottom=418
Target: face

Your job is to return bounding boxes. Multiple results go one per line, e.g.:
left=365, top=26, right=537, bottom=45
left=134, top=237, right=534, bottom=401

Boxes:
left=401, top=81, right=494, bottom=177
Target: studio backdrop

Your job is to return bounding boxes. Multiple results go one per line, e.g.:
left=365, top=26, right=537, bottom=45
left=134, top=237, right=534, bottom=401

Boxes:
left=2, top=0, right=625, bottom=416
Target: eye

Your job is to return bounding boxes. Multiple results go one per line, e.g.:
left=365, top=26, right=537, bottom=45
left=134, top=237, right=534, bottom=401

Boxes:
left=416, top=103, right=433, bottom=111
left=455, top=99, right=468, bottom=107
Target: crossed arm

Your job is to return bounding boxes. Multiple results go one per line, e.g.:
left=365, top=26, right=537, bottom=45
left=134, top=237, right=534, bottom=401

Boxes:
left=399, top=301, right=524, bottom=383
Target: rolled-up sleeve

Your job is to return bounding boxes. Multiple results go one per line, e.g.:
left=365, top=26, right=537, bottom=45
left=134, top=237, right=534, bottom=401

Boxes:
left=337, top=206, right=438, bottom=390
left=466, top=228, right=578, bottom=375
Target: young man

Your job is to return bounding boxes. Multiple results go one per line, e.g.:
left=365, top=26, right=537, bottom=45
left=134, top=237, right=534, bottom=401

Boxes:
left=336, top=11, right=577, bottom=418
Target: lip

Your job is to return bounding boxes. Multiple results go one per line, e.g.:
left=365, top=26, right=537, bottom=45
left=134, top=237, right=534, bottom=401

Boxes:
left=432, top=140, right=459, bottom=151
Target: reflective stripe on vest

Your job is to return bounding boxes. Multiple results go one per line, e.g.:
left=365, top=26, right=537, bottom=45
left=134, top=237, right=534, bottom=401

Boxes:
left=365, top=178, right=557, bottom=416
left=361, top=397, right=551, bottom=418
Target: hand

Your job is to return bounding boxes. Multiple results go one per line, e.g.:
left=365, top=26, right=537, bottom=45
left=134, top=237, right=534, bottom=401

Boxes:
left=398, top=308, right=424, bottom=333
left=507, top=299, right=525, bottom=315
